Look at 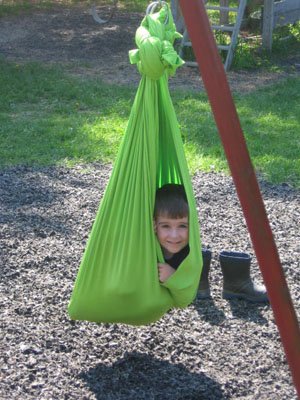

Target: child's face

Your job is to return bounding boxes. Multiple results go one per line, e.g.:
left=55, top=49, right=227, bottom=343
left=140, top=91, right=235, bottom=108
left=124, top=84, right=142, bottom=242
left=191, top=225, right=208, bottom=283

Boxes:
left=154, top=214, right=189, bottom=258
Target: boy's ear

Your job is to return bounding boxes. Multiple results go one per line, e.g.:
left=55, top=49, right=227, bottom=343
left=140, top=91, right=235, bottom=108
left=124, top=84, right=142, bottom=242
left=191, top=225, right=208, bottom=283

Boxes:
left=153, top=219, right=157, bottom=233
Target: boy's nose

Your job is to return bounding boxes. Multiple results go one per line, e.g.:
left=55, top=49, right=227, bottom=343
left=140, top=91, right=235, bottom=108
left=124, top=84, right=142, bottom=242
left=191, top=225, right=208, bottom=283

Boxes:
left=170, top=229, right=178, bottom=238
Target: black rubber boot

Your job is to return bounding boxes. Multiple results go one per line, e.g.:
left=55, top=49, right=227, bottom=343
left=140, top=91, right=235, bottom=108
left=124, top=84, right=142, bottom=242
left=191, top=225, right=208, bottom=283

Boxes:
left=198, top=249, right=212, bottom=299
left=219, top=251, right=269, bottom=303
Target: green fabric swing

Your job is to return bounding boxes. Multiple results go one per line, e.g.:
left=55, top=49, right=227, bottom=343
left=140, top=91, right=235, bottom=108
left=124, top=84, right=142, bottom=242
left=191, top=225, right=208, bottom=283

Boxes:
left=68, top=5, right=203, bottom=326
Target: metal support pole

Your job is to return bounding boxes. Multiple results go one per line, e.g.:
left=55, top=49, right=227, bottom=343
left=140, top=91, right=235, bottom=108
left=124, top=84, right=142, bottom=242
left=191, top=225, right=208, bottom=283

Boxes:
left=178, top=0, right=300, bottom=397
left=262, top=0, right=274, bottom=50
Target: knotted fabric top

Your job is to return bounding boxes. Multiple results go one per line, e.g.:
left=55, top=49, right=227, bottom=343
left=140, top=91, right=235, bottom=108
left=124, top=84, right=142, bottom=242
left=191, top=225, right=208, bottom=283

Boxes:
left=129, top=5, right=184, bottom=80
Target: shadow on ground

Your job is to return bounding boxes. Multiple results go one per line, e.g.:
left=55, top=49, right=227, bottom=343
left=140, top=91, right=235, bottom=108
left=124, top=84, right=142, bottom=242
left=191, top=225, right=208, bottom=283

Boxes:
left=80, top=351, right=228, bottom=400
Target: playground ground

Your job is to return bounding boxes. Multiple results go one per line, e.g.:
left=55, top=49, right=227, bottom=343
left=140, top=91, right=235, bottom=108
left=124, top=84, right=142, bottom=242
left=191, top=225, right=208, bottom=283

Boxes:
left=0, top=4, right=300, bottom=400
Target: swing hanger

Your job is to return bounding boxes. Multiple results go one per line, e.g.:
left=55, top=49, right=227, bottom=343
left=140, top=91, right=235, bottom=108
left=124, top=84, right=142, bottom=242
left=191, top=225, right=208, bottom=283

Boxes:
left=146, top=0, right=169, bottom=24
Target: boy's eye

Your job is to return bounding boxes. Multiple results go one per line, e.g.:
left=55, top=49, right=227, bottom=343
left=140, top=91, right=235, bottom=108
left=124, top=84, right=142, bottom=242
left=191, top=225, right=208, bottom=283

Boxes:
left=178, top=223, right=188, bottom=228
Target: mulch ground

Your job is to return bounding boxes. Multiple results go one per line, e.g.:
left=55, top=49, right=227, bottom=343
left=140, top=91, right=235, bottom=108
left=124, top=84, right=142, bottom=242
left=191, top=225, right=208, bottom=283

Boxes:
left=0, top=4, right=300, bottom=400
left=1, top=164, right=299, bottom=399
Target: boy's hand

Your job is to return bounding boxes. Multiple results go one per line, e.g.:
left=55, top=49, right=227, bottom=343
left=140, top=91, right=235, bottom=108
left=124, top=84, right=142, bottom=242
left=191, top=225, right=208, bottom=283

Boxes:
left=158, top=263, right=176, bottom=283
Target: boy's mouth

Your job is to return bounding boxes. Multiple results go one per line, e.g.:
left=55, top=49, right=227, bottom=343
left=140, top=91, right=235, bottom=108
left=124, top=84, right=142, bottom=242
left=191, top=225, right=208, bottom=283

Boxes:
left=167, top=241, right=183, bottom=246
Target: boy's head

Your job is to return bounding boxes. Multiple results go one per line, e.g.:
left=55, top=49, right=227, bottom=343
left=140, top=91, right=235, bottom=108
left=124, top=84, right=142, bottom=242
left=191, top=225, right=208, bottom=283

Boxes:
left=154, top=184, right=189, bottom=220
left=154, top=184, right=189, bottom=257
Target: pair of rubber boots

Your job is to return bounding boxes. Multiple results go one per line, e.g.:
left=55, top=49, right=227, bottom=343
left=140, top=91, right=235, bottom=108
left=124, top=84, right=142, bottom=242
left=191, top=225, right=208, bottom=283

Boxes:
left=199, top=249, right=269, bottom=302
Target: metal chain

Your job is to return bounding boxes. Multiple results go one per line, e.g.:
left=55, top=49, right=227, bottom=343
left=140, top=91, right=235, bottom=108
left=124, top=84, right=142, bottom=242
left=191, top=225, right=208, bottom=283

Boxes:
left=91, top=0, right=118, bottom=25
left=146, top=1, right=169, bottom=24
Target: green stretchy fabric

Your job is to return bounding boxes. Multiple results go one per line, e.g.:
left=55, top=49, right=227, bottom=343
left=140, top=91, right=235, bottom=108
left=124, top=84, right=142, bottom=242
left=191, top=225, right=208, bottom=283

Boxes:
left=68, top=5, right=203, bottom=326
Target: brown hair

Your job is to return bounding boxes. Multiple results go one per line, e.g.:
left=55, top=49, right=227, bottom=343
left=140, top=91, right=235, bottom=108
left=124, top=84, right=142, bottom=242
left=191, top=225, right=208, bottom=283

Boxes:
left=154, top=184, right=189, bottom=219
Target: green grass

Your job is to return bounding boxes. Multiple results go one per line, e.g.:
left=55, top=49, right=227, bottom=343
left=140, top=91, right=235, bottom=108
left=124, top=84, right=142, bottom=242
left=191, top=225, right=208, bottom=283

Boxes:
left=0, top=0, right=58, bottom=16
left=0, top=59, right=299, bottom=187
left=0, top=60, right=132, bottom=166
left=173, top=78, right=300, bottom=187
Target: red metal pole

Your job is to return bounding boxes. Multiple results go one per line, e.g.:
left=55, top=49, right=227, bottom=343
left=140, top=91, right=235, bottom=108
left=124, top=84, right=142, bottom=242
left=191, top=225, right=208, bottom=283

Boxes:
left=178, top=0, right=300, bottom=396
